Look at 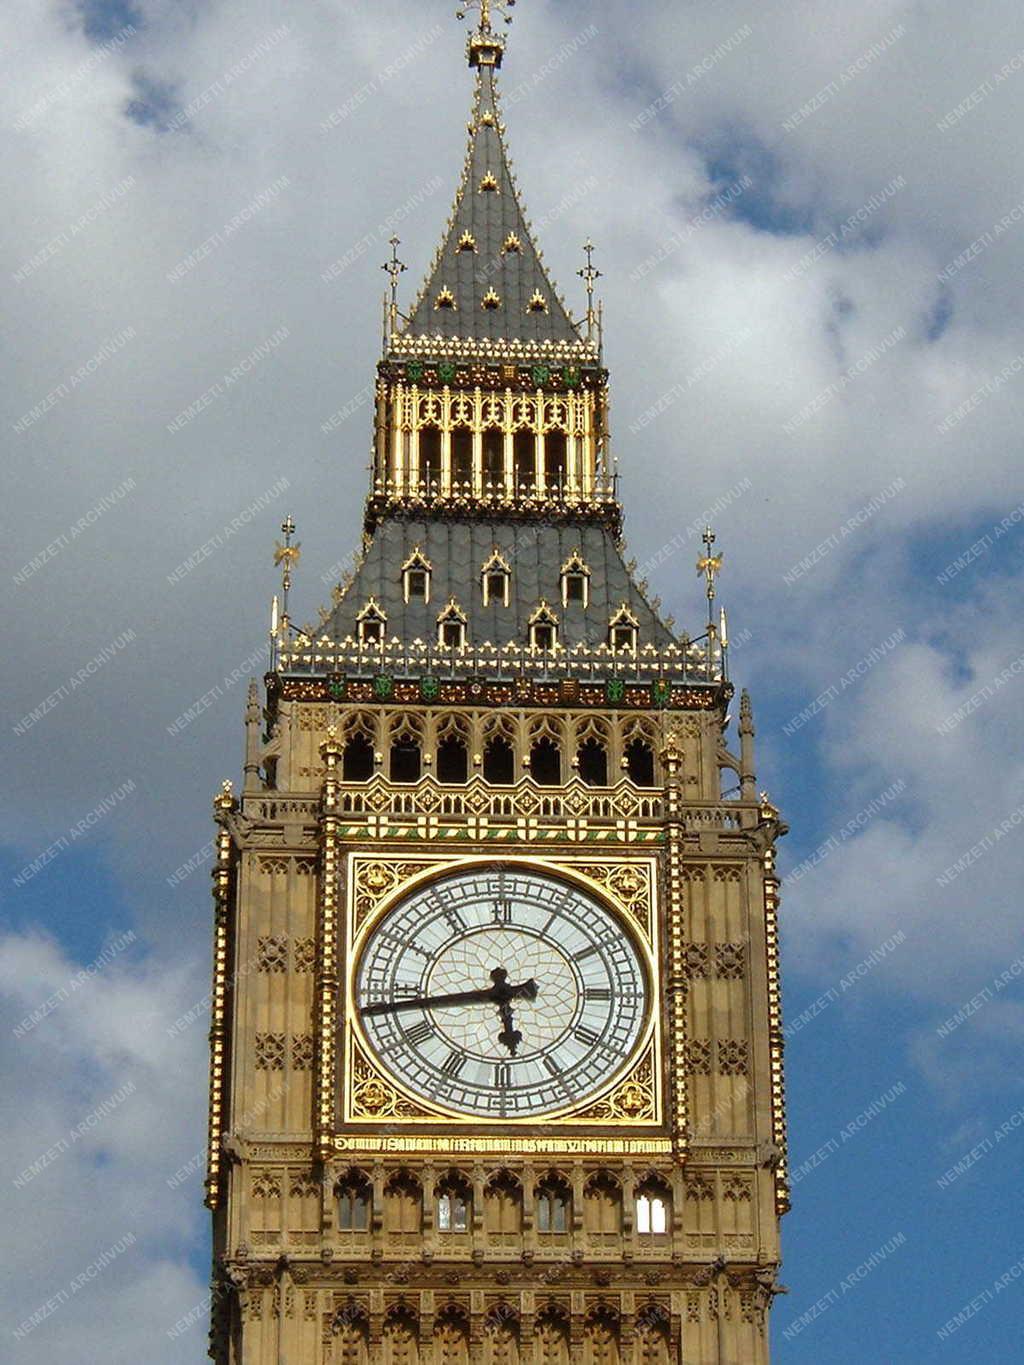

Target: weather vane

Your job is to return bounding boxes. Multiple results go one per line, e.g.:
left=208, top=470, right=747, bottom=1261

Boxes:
left=578, top=239, right=602, bottom=343
left=697, top=523, right=724, bottom=625
left=382, top=236, right=407, bottom=335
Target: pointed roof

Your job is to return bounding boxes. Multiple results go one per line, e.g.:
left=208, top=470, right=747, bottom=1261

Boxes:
left=400, top=60, right=582, bottom=347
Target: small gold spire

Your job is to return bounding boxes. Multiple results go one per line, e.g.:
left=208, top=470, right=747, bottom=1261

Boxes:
left=479, top=171, right=499, bottom=192
left=482, top=287, right=501, bottom=309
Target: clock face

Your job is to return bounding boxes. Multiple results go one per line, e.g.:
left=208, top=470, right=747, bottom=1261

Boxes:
left=354, top=865, right=649, bottom=1120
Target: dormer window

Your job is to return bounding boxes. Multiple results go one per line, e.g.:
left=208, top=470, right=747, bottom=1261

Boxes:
left=456, top=231, right=476, bottom=253
left=527, top=290, right=548, bottom=313
left=501, top=232, right=522, bottom=254
left=435, top=286, right=456, bottom=310
left=560, top=551, right=591, bottom=608
left=479, top=172, right=499, bottom=193
left=608, top=604, right=639, bottom=651
left=529, top=603, right=559, bottom=651
left=402, top=549, right=432, bottom=603
left=437, top=599, right=467, bottom=649
left=357, top=599, right=387, bottom=645
left=481, top=550, right=512, bottom=607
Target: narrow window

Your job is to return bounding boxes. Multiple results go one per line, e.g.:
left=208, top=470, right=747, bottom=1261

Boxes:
left=483, top=736, right=515, bottom=785
left=564, top=573, right=586, bottom=605
left=437, top=733, right=468, bottom=784
left=577, top=738, right=608, bottom=787
left=437, top=1189, right=470, bottom=1232
left=342, top=733, right=374, bottom=782
left=636, top=1193, right=668, bottom=1235
left=530, top=737, right=561, bottom=786
left=419, top=426, right=441, bottom=493
left=609, top=606, right=638, bottom=651
left=338, top=1177, right=371, bottom=1231
left=545, top=430, right=567, bottom=492
left=358, top=604, right=387, bottom=645
left=560, top=553, right=591, bottom=608
left=625, top=737, right=655, bottom=787
left=513, top=430, right=535, bottom=494
left=536, top=1181, right=569, bottom=1233
left=437, top=602, right=467, bottom=649
left=452, top=428, right=473, bottom=487
left=483, top=429, right=504, bottom=487
left=529, top=605, right=559, bottom=650
left=390, top=734, right=422, bottom=784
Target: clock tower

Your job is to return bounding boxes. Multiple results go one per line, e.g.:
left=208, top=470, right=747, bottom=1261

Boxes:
left=205, top=5, right=790, bottom=1360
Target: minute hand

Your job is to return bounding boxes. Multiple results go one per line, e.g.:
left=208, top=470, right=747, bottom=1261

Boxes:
left=361, top=977, right=538, bottom=1018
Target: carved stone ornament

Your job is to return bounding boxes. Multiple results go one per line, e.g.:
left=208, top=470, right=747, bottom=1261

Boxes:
left=574, top=1046, right=656, bottom=1121
left=257, top=935, right=288, bottom=972
left=350, top=1041, right=433, bottom=1120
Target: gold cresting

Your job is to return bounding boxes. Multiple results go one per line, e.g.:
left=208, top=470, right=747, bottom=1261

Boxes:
left=660, top=726, right=690, bottom=1161
left=316, top=731, right=343, bottom=1159
left=763, top=845, right=790, bottom=1213
left=205, top=780, right=235, bottom=1209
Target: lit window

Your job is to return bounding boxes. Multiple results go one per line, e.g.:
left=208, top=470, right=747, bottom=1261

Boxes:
left=636, top=1193, right=668, bottom=1235
left=437, top=1191, right=469, bottom=1232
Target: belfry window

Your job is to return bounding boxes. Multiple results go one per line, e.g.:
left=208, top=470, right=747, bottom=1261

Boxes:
left=451, top=427, right=473, bottom=487
left=483, top=429, right=504, bottom=487
left=390, top=720, right=423, bottom=785
left=577, top=737, right=608, bottom=787
left=437, top=599, right=467, bottom=649
left=419, top=426, right=441, bottom=492
left=483, top=734, right=515, bottom=784
left=536, top=1176, right=570, bottom=1233
left=342, top=732, right=374, bottom=782
left=625, top=736, right=656, bottom=788
left=401, top=549, right=432, bottom=603
left=513, top=430, right=536, bottom=493
left=529, top=735, right=561, bottom=786
left=529, top=604, right=559, bottom=651
left=545, top=430, right=567, bottom=492
left=560, top=551, right=591, bottom=608
left=481, top=550, right=512, bottom=606
left=357, top=600, right=387, bottom=645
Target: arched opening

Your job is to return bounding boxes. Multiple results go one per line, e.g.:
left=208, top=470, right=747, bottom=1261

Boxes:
left=382, top=1305, right=419, bottom=1362
left=483, top=735, right=515, bottom=785
left=436, top=1172, right=472, bottom=1233
left=451, top=427, right=473, bottom=488
left=332, top=1307, right=370, bottom=1362
left=484, top=1170, right=523, bottom=1234
left=636, top=1306, right=671, bottom=1364
left=337, top=1170, right=371, bottom=1230
left=342, top=732, right=374, bottom=782
left=529, top=736, right=561, bottom=787
left=545, top=430, right=567, bottom=492
left=483, top=429, right=504, bottom=488
left=535, top=1174, right=570, bottom=1233
left=435, top=1306, right=470, bottom=1364
left=484, top=1306, right=520, bottom=1364
left=390, top=725, right=422, bottom=784
left=577, top=737, right=608, bottom=787
left=625, top=736, right=656, bottom=787
left=419, top=426, right=441, bottom=493
left=585, top=1306, right=620, bottom=1364
left=636, top=1178, right=671, bottom=1236
left=383, top=1171, right=422, bottom=1233
left=535, top=1308, right=569, bottom=1364
left=513, top=430, right=535, bottom=494
left=584, top=1171, right=622, bottom=1234
left=437, top=732, right=469, bottom=784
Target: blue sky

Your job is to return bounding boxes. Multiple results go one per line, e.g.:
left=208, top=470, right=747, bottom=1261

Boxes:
left=3, top=0, right=1024, bottom=1359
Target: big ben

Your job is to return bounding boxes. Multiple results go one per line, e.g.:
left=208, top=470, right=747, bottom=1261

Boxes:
left=205, top=3, right=789, bottom=1360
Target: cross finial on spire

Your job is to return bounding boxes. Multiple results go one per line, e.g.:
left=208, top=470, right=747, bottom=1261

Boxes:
left=382, top=236, right=406, bottom=336
left=578, top=239, right=602, bottom=344
left=696, top=525, right=723, bottom=612
left=458, top=0, right=516, bottom=68
left=274, top=515, right=301, bottom=623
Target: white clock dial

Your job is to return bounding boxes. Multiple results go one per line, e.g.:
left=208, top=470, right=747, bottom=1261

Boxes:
left=354, top=865, right=648, bottom=1119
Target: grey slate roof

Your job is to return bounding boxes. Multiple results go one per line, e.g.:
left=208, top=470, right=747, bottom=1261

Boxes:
left=400, top=66, right=581, bottom=347
left=325, top=520, right=675, bottom=650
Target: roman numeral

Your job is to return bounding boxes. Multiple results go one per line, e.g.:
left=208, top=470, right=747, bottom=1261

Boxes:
left=542, top=1055, right=562, bottom=1077
left=492, top=899, right=513, bottom=923
left=584, top=987, right=611, bottom=1001
left=493, top=1063, right=512, bottom=1088
left=576, top=1025, right=600, bottom=1046
left=576, top=945, right=602, bottom=961
left=441, top=1050, right=466, bottom=1077
left=404, top=1021, right=432, bottom=1046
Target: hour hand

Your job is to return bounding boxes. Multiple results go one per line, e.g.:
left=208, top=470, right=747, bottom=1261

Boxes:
left=497, top=1000, right=523, bottom=1056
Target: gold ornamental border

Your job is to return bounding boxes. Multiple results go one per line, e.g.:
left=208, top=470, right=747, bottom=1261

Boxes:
left=338, top=852, right=663, bottom=1132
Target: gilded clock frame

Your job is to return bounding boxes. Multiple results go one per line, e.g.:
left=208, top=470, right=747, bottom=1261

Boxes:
left=335, top=852, right=664, bottom=1139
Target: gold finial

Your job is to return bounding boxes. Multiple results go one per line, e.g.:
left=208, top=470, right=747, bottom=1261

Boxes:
left=273, top=515, right=301, bottom=626
left=696, top=525, right=723, bottom=611
left=381, top=236, right=407, bottom=337
left=578, top=239, right=602, bottom=344
left=458, top=0, right=516, bottom=68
